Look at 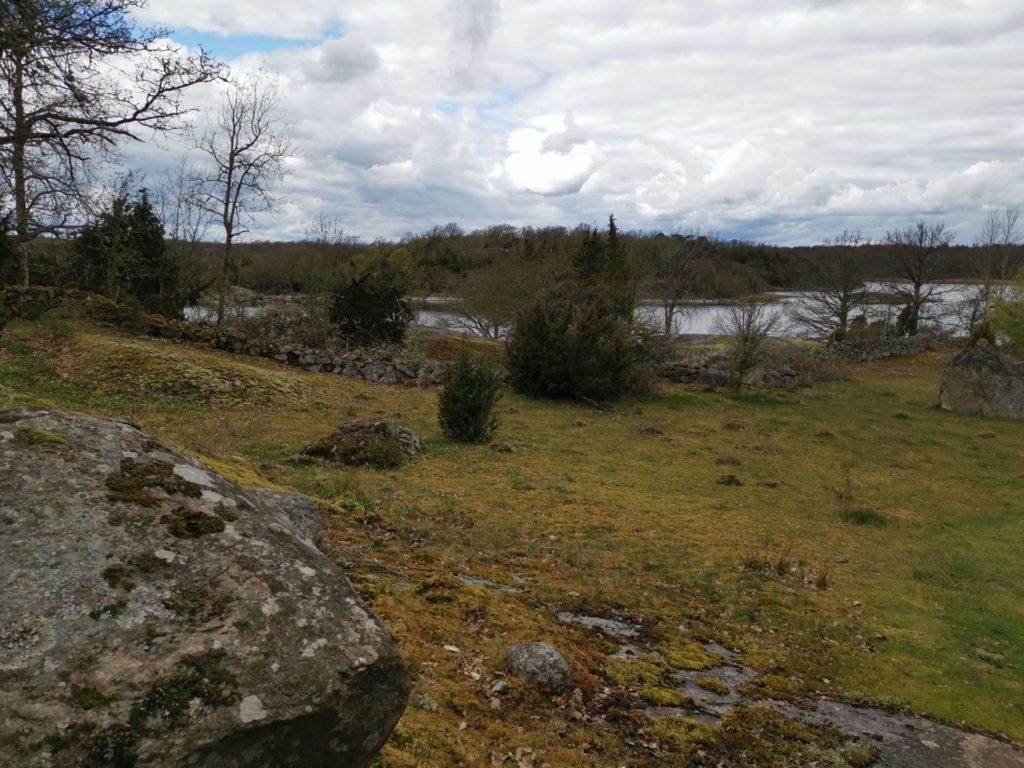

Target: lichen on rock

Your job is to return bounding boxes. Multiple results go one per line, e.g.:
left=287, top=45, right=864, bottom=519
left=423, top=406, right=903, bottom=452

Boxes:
left=0, top=408, right=409, bottom=767
left=937, top=341, right=1024, bottom=419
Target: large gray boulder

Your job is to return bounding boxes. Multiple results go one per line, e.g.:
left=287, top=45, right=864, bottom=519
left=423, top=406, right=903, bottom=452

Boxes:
left=937, top=342, right=1024, bottom=419
left=0, top=409, right=409, bottom=767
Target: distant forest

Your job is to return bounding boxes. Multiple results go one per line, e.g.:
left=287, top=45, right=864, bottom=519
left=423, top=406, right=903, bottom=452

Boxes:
left=11, top=222, right=1017, bottom=301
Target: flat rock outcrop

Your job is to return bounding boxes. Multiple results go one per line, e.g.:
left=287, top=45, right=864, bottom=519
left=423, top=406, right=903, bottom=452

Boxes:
left=0, top=408, right=409, bottom=767
left=937, top=342, right=1024, bottom=419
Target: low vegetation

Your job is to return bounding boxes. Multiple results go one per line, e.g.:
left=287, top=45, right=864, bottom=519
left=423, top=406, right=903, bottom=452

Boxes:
left=3, top=314, right=1023, bottom=766
left=437, top=350, right=502, bottom=442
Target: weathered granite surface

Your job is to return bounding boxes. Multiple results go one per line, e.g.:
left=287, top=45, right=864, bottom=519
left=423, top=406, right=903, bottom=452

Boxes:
left=0, top=408, right=409, bottom=767
left=937, top=341, right=1024, bottom=419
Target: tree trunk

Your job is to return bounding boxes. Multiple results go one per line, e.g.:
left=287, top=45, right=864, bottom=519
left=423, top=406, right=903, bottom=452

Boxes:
left=217, top=236, right=232, bottom=326
left=12, top=55, right=30, bottom=286
left=663, top=300, right=675, bottom=336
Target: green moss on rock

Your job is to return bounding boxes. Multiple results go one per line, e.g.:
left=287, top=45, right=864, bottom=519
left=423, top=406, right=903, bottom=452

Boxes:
left=640, top=686, right=694, bottom=707
left=101, top=565, right=136, bottom=592
left=695, top=676, right=730, bottom=696
left=166, top=506, right=225, bottom=538
left=89, top=598, right=128, bottom=621
left=82, top=724, right=138, bottom=768
left=130, top=649, right=239, bottom=730
left=163, top=584, right=228, bottom=620
left=105, top=459, right=203, bottom=507
left=70, top=686, right=112, bottom=710
left=605, top=656, right=669, bottom=688
left=22, top=427, right=66, bottom=446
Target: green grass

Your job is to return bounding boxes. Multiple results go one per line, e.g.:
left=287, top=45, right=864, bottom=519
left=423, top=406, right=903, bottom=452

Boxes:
left=3, top=319, right=1023, bottom=765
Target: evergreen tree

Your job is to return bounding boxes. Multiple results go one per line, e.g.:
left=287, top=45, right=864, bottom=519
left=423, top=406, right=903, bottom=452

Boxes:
left=508, top=216, right=645, bottom=401
left=437, top=350, right=502, bottom=442
left=571, top=215, right=633, bottom=318
left=72, top=188, right=177, bottom=315
left=329, top=251, right=413, bottom=346
left=126, top=190, right=178, bottom=316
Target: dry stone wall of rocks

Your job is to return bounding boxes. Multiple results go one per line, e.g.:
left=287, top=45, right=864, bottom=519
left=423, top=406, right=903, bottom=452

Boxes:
left=1, top=286, right=445, bottom=386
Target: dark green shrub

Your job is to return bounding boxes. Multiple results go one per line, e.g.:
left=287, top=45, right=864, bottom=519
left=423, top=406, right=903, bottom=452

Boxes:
left=508, top=291, right=646, bottom=402
left=506, top=216, right=648, bottom=402
left=330, top=270, right=413, bottom=346
left=438, top=351, right=502, bottom=442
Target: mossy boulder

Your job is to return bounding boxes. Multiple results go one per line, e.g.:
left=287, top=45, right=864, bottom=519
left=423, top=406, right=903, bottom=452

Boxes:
left=301, top=419, right=422, bottom=468
left=0, top=408, right=409, bottom=767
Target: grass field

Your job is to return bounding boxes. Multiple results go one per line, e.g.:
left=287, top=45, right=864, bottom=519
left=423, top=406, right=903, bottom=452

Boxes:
left=2, top=316, right=1022, bottom=766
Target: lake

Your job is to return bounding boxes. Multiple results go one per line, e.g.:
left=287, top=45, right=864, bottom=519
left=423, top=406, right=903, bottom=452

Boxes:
left=187, top=283, right=985, bottom=340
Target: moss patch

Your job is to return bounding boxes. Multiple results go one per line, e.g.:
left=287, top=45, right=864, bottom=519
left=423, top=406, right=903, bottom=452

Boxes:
left=605, top=656, right=669, bottom=688
left=130, top=649, right=239, bottom=730
left=70, top=686, right=112, bottom=710
left=163, top=584, right=228, bottom=620
left=88, top=598, right=128, bottom=621
left=82, top=724, right=137, bottom=768
left=22, top=426, right=65, bottom=446
left=100, top=564, right=136, bottom=592
left=663, top=639, right=722, bottom=671
left=695, top=676, right=730, bottom=695
left=640, top=686, right=694, bottom=707
left=740, top=674, right=809, bottom=702
left=166, top=506, right=225, bottom=538
left=105, top=459, right=202, bottom=507
left=72, top=334, right=309, bottom=408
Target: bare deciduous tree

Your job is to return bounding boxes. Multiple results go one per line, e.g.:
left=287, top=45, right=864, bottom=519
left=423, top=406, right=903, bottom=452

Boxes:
left=443, top=252, right=547, bottom=340
left=884, top=221, right=955, bottom=335
left=194, top=71, right=294, bottom=324
left=0, top=0, right=221, bottom=283
left=302, top=213, right=352, bottom=345
left=714, top=297, right=786, bottom=391
left=979, top=207, right=1022, bottom=296
left=153, top=158, right=214, bottom=316
left=790, top=230, right=868, bottom=341
left=649, top=229, right=717, bottom=336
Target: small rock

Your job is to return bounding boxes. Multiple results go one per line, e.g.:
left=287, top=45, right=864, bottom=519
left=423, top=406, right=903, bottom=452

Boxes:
left=490, top=680, right=510, bottom=695
left=506, top=642, right=571, bottom=693
left=975, top=648, right=1005, bottom=664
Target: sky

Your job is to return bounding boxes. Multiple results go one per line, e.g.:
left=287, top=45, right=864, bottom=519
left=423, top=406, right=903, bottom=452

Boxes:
left=124, top=0, right=1024, bottom=245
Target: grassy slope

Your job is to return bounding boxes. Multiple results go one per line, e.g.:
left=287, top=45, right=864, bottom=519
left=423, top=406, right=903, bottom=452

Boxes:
left=2, top=318, right=1022, bottom=765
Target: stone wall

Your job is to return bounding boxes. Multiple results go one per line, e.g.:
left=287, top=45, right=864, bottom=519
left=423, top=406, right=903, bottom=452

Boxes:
left=2, top=285, right=445, bottom=386
left=660, top=346, right=803, bottom=390
left=829, top=334, right=938, bottom=362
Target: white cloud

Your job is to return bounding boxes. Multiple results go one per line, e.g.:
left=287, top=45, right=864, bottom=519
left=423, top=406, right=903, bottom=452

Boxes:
left=304, top=37, right=380, bottom=83
left=116, top=0, right=1024, bottom=244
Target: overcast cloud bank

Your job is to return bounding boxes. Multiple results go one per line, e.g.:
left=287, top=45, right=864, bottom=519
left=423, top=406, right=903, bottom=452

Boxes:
left=125, top=0, right=1024, bottom=245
